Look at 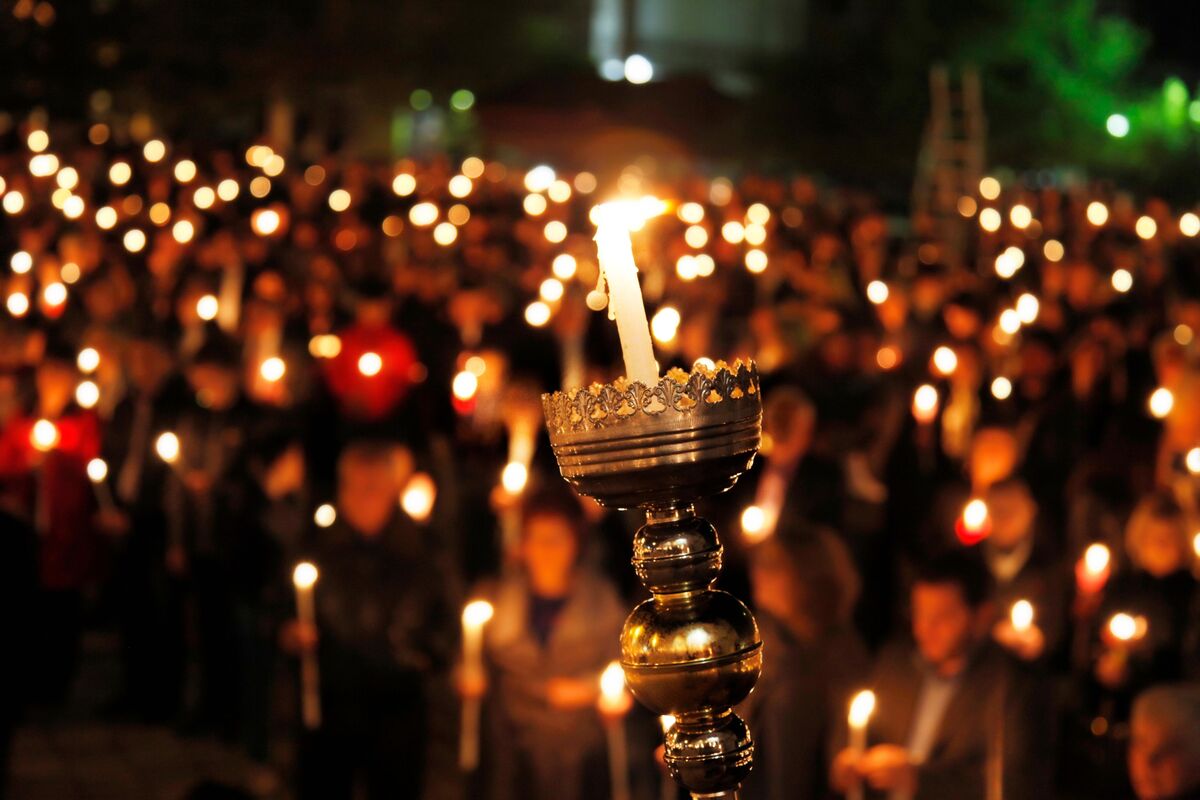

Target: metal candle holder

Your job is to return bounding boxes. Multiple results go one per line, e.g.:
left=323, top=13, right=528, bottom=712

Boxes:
left=542, top=360, right=764, bottom=799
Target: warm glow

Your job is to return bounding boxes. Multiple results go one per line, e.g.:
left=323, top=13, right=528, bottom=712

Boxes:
left=1135, top=216, right=1157, bottom=240
left=217, top=179, right=239, bottom=201
left=501, top=462, right=529, bottom=495
left=991, top=377, right=1013, bottom=400
left=741, top=505, right=766, bottom=538
left=848, top=690, right=876, bottom=729
left=328, top=189, right=351, bottom=212
left=31, top=419, right=60, bottom=451
left=684, top=224, right=708, bottom=248
left=979, top=177, right=1001, bottom=200
left=308, top=334, right=342, bottom=359
left=866, top=280, right=889, bottom=305
left=392, top=173, right=417, bottom=196
left=155, top=432, right=180, bottom=463
left=651, top=306, right=681, bottom=344
left=192, top=186, right=215, bottom=209
left=409, top=202, right=439, bottom=227
left=1111, top=269, right=1133, bottom=293
left=173, top=160, right=197, bottom=183
left=932, top=346, right=958, bottom=376
left=1180, top=213, right=1200, bottom=237
left=172, top=220, right=195, bottom=244
left=6, top=293, right=29, bottom=317
left=448, top=175, right=473, bottom=198
left=995, top=246, right=1025, bottom=279
left=259, top=357, right=286, bottom=383
left=721, top=220, right=746, bottom=244
left=544, top=221, right=567, bottom=243
left=523, top=193, right=548, bottom=216
left=539, top=278, right=564, bottom=303
left=292, top=562, right=319, bottom=590
left=1107, top=613, right=1139, bottom=642
left=123, top=229, right=147, bottom=253
left=1084, top=544, right=1111, bottom=575
left=912, top=384, right=939, bottom=422
left=87, top=458, right=108, bottom=483
left=314, top=503, right=337, bottom=528
left=1016, top=293, right=1039, bottom=324
left=1043, top=239, right=1064, bottom=262
left=11, top=251, right=32, bottom=274
left=433, top=222, right=458, bottom=245
left=1148, top=387, right=1173, bottom=418
left=552, top=254, right=577, bottom=280
left=401, top=472, right=437, bottom=522
left=958, top=196, right=978, bottom=217
left=678, top=202, right=705, bottom=224
left=1086, top=202, right=1109, bottom=226
left=196, top=294, right=219, bottom=321
left=963, top=499, right=989, bottom=530
left=999, top=309, right=1022, bottom=335
left=251, top=208, right=281, bottom=236
left=357, top=352, right=383, bottom=377
left=979, top=208, right=1002, bottom=232
left=462, top=600, right=495, bottom=629
left=1010, top=600, right=1035, bottom=632
left=1185, top=447, right=1200, bottom=475
left=524, top=165, right=556, bottom=193
left=27, top=130, right=49, bottom=152
left=744, top=249, right=768, bottom=273
left=599, top=661, right=627, bottom=701
left=452, top=370, right=479, bottom=401
left=42, top=282, right=67, bottom=307
left=524, top=301, right=552, bottom=327
left=96, top=206, right=118, bottom=229
left=1009, top=204, right=1032, bottom=229
left=876, top=346, right=899, bottom=371
left=75, top=380, right=100, bottom=409
left=3, top=191, right=25, bottom=215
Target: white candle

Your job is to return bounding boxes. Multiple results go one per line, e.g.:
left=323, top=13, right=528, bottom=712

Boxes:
left=847, top=690, right=876, bottom=800
left=292, top=562, right=321, bottom=729
left=598, top=661, right=632, bottom=800
left=1076, top=543, right=1111, bottom=595
left=86, top=458, right=117, bottom=512
left=593, top=203, right=659, bottom=387
left=460, top=600, right=495, bottom=771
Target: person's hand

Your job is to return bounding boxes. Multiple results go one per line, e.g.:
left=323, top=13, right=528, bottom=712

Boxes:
left=94, top=508, right=130, bottom=537
left=546, top=677, right=596, bottom=710
left=860, top=744, right=917, bottom=793
left=1095, top=649, right=1129, bottom=688
left=993, top=620, right=1046, bottom=661
left=279, top=619, right=319, bottom=655
left=829, top=748, right=863, bottom=794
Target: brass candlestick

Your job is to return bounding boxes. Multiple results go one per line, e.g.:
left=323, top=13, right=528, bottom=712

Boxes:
left=543, top=361, right=763, bottom=799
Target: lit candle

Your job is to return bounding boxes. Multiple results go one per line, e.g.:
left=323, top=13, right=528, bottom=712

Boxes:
left=598, top=661, right=632, bottom=800
left=847, top=689, right=876, bottom=800
left=1075, top=543, right=1111, bottom=595
left=499, top=418, right=537, bottom=553
left=592, top=203, right=659, bottom=387
left=400, top=472, right=437, bottom=523
left=955, top=499, right=991, bottom=545
left=292, top=562, right=321, bottom=729
left=155, top=431, right=181, bottom=467
left=659, top=715, right=676, bottom=800
left=86, top=458, right=117, bottom=512
left=912, top=384, right=940, bottom=424
left=1010, top=599, right=1035, bottom=633
left=460, top=599, right=495, bottom=771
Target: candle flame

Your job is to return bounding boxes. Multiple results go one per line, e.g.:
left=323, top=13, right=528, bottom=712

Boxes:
left=462, top=599, right=495, bottom=629
left=600, top=661, right=626, bottom=701
left=501, top=461, right=529, bottom=495
left=848, top=690, right=876, bottom=728
left=293, top=561, right=319, bottom=590
left=401, top=472, right=437, bottom=522
left=31, top=419, right=60, bottom=452
left=86, top=458, right=108, bottom=483
left=1084, top=543, right=1111, bottom=575
left=155, top=431, right=180, bottom=463
left=313, top=503, right=337, bottom=528
left=1108, top=612, right=1145, bottom=643
left=1011, top=599, right=1035, bottom=632
left=660, top=714, right=676, bottom=734
left=912, top=384, right=939, bottom=422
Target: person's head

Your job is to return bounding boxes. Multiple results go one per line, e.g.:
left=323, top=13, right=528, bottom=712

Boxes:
left=127, top=334, right=175, bottom=394
left=910, top=551, right=992, bottom=673
left=984, top=477, right=1037, bottom=551
left=1129, top=685, right=1200, bottom=800
left=763, top=386, right=816, bottom=464
left=1125, top=492, right=1191, bottom=578
left=336, top=442, right=401, bottom=537
left=968, top=427, right=1019, bottom=491
left=187, top=337, right=241, bottom=410
left=519, top=486, right=585, bottom=597
left=750, top=527, right=860, bottom=640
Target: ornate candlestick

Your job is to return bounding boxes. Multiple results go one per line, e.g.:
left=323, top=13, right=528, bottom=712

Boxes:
left=542, top=360, right=763, bottom=799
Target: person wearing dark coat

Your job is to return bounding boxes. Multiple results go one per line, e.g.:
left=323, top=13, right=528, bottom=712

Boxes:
left=830, top=551, right=1052, bottom=800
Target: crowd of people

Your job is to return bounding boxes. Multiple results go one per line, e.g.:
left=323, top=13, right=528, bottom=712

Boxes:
left=1, top=112, right=1199, bottom=800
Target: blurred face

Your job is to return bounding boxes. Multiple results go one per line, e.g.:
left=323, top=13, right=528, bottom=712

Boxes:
left=969, top=430, right=1018, bottom=490
left=187, top=364, right=239, bottom=409
left=521, top=511, right=579, bottom=597
left=911, top=583, right=979, bottom=672
left=337, top=457, right=399, bottom=537
left=987, top=488, right=1036, bottom=551
left=127, top=341, right=173, bottom=393
left=1129, top=716, right=1200, bottom=800
left=1137, top=519, right=1187, bottom=578
left=36, top=361, right=75, bottom=415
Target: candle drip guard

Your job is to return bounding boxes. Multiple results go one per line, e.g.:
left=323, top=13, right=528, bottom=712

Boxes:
left=542, top=360, right=764, bottom=799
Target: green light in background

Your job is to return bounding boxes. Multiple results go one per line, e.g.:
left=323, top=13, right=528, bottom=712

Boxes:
left=1164, top=77, right=1188, bottom=108
left=1106, top=113, right=1130, bottom=138
left=450, top=89, right=475, bottom=112
left=410, top=89, right=433, bottom=111
left=1189, top=100, right=1200, bottom=124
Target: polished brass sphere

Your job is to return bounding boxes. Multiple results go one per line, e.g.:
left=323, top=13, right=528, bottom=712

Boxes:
left=543, top=362, right=764, bottom=799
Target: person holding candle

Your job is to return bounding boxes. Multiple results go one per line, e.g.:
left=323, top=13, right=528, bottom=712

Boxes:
left=829, top=551, right=1049, bottom=799
left=458, top=485, right=625, bottom=800
left=282, top=441, right=453, bottom=800
left=740, top=527, right=868, bottom=800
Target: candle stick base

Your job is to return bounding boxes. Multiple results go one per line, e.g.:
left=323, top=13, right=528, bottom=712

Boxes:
left=543, top=361, right=764, bottom=799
